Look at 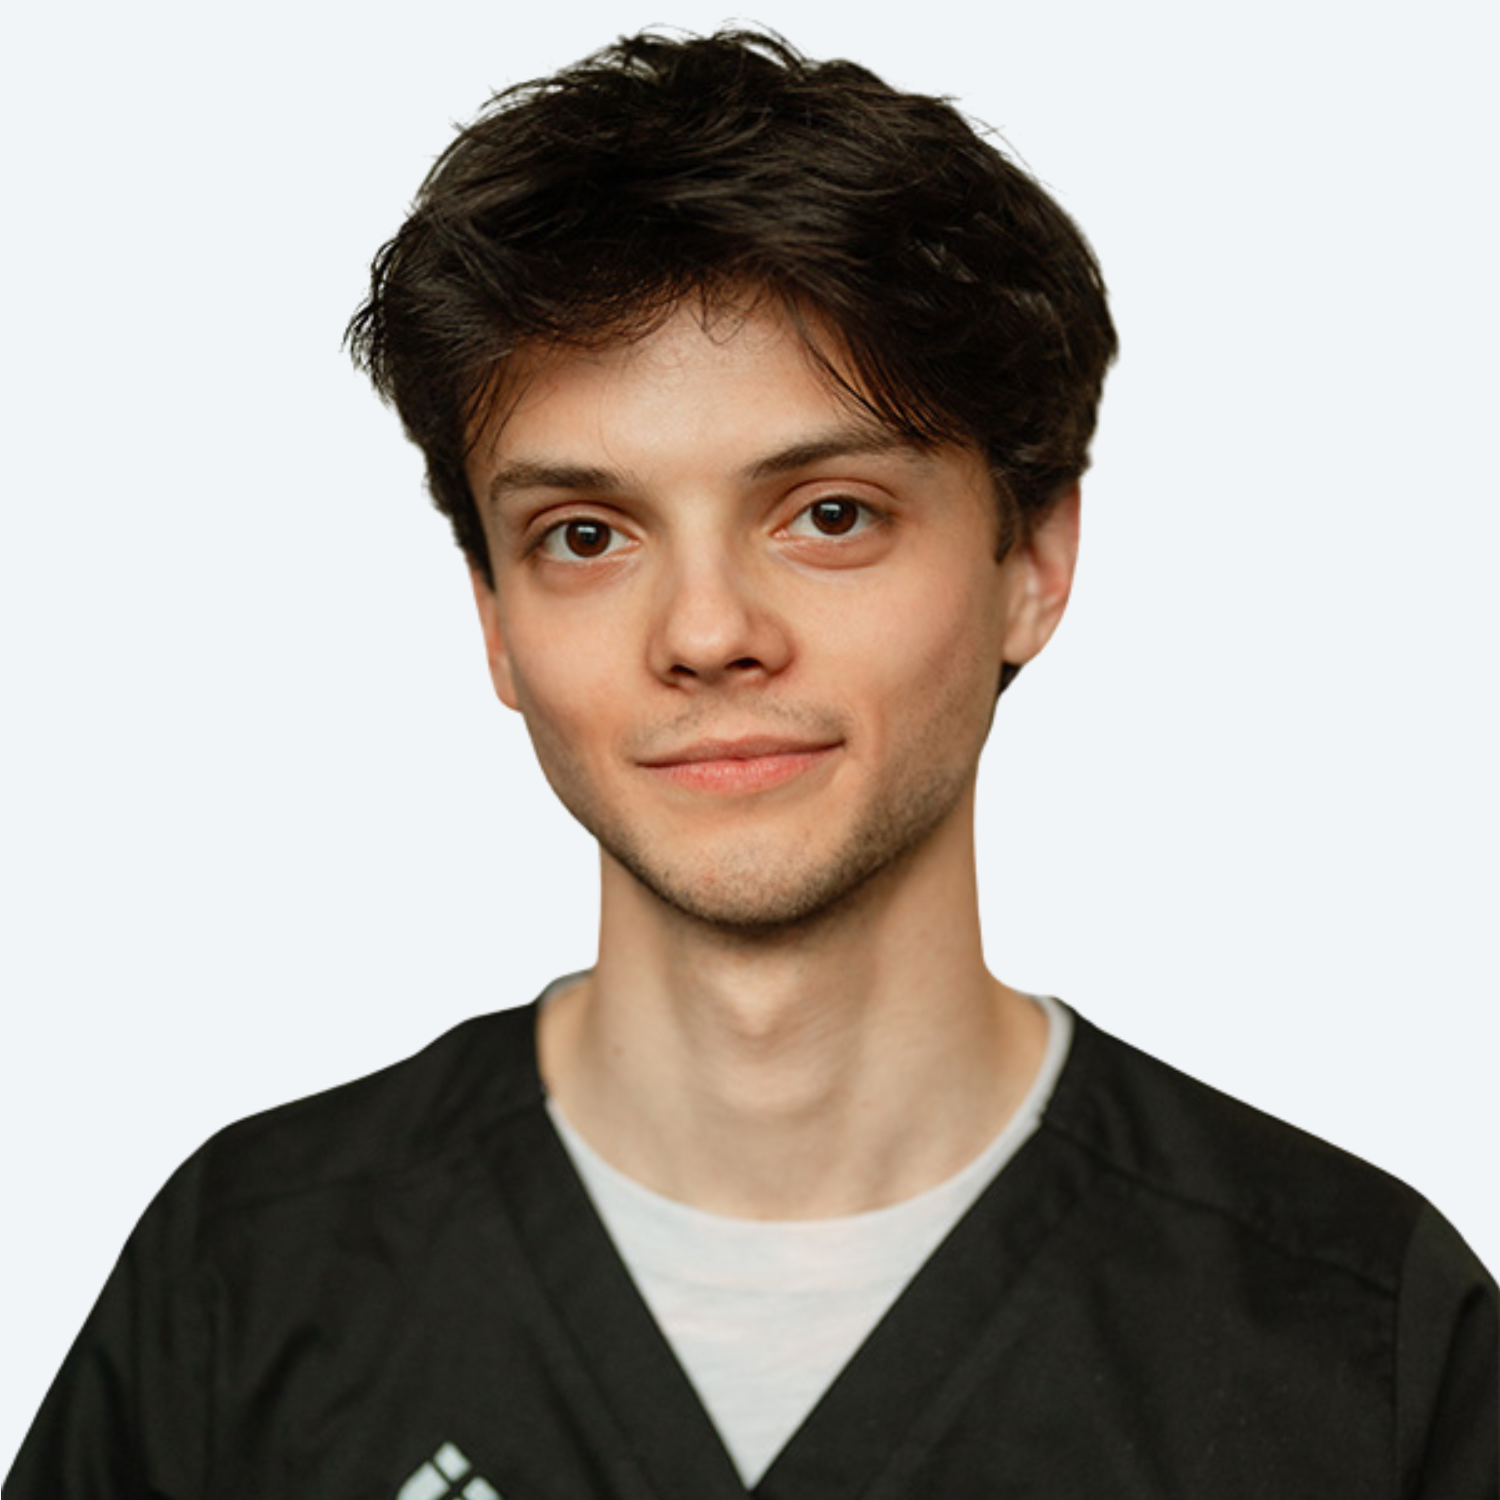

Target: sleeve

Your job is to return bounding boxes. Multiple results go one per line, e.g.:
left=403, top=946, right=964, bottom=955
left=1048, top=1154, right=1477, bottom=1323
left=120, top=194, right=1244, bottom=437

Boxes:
left=3, top=1153, right=213, bottom=1500
left=1397, top=1203, right=1499, bottom=1499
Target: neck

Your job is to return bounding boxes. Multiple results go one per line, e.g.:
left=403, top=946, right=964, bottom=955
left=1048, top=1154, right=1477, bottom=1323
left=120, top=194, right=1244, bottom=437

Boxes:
left=539, top=784, right=1047, bottom=1218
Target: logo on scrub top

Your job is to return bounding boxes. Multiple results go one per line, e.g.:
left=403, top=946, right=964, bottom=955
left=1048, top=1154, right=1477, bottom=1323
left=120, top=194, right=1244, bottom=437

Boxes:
left=396, top=1442, right=501, bottom=1500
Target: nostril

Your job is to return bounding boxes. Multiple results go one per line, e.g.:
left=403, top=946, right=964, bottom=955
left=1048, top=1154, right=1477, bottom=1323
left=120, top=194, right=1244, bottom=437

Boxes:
left=668, top=655, right=762, bottom=681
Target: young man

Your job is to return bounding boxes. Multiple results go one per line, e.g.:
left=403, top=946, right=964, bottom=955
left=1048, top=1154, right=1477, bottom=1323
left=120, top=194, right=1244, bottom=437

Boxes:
left=8, top=29, right=1495, bottom=1499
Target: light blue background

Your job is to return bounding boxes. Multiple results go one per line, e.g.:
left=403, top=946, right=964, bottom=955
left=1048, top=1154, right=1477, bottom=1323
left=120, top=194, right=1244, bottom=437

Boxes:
left=4, top=0, right=1495, bottom=1462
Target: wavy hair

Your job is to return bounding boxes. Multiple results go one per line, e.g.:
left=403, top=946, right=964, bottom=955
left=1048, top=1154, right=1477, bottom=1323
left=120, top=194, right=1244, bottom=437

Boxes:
left=348, top=29, right=1118, bottom=599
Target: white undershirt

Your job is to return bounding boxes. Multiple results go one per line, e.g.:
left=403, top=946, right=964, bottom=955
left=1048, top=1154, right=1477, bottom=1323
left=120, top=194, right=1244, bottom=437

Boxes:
left=547, top=993, right=1073, bottom=1486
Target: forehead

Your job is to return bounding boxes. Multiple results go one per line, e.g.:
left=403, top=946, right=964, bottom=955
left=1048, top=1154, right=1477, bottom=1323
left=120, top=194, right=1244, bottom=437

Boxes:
left=465, top=298, right=960, bottom=502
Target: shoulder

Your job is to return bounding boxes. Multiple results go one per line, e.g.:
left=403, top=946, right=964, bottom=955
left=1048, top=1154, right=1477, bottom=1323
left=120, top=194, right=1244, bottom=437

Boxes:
left=1037, top=1009, right=1497, bottom=1484
left=180, top=1001, right=543, bottom=1230
left=1042, top=1009, right=1460, bottom=1295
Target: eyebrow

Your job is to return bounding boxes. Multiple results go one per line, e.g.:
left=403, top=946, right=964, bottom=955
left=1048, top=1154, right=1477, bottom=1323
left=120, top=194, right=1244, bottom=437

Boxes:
left=485, top=461, right=626, bottom=512
left=483, top=426, right=931, bottom=513
left=740, top=427, right=930, bottom=482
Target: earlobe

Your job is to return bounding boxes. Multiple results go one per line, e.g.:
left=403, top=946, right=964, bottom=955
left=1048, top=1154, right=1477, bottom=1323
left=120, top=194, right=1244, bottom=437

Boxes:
left=468, top=566, right=520, bottom=711
left=999, top=483, right=1081, bottom=669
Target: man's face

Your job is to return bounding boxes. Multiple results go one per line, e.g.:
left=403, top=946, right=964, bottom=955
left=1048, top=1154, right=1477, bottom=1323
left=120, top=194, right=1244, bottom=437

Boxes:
left=467, top=299, right=1075, bottom=931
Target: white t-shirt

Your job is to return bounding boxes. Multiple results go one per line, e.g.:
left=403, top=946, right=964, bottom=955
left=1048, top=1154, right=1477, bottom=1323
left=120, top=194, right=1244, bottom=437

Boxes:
left=548, top=993, right=1073, bottom=1486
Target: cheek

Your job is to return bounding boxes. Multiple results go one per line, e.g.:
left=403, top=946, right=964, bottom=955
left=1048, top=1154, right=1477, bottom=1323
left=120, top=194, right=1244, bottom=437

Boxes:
left=830, top=573, right=1003, bottom=750
left=514, top=663, right=605, bottom=738
left=500, top=616, right=623, bottom=763
left=867, top=567, right=1000, bottom=684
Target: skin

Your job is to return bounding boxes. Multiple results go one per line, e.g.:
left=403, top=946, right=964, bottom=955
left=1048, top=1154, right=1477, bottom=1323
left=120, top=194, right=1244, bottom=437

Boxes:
left=467, top=298, right=1079, bottom=1219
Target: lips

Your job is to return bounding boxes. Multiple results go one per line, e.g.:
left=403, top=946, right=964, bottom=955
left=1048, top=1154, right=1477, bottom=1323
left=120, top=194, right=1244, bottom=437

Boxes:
left=642, top=735, right=836, bottom=765
left=639, top=736, right=840, bottom=794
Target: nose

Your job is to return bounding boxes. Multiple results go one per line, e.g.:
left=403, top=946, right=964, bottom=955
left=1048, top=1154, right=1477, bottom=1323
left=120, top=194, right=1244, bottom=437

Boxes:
left=647, top=548, right=792, bottom=686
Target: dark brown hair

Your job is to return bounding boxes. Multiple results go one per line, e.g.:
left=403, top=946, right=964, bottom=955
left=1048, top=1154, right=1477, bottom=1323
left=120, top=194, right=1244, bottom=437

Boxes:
left=348, top=28, right=1117, bottom=592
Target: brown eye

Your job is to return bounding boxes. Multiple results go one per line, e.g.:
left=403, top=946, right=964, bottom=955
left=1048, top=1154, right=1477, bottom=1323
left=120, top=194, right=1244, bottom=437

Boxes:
left=538, top=518, right=623, bottom=561
left=787, top=497, right=879, bottom=541
left=808, top=499, right=860, bottom=535
left=564, top=520, right=611, bottom=556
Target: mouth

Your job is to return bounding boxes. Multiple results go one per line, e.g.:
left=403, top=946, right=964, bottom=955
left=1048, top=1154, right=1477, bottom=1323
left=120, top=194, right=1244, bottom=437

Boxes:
left=638, top=736, right=841, bottom=794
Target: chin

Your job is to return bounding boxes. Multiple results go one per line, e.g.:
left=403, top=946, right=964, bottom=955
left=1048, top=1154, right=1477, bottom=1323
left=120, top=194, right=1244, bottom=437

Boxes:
left=603, top=781, right=969, bottom=937
left=621, top=850, right=878, bottom=935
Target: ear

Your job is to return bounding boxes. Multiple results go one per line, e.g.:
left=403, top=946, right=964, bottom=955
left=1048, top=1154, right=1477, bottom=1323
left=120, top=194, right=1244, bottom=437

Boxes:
left=997, top=483, right=1081, bottom=669
left=468, top=566, right=520, bottom=711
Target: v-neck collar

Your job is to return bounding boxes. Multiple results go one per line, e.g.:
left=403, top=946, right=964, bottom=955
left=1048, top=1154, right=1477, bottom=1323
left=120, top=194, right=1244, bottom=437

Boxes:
left=480, top=998, right=1105, bottom=1500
